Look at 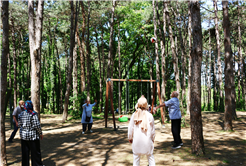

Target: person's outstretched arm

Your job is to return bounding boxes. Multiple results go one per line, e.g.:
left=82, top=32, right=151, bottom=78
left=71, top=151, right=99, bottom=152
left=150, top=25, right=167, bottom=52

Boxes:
left=153, top=103, right=165, bottom=113
left=91, top=99, right=97, bottom=107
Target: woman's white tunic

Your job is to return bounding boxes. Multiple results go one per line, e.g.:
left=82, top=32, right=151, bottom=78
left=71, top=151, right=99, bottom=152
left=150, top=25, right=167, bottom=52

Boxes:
left=128, top=111, right=155, bottom=155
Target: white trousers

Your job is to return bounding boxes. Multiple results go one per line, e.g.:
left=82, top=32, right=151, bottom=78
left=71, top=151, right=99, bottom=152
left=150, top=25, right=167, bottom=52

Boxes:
left=133, top=153, right=155, bottom=166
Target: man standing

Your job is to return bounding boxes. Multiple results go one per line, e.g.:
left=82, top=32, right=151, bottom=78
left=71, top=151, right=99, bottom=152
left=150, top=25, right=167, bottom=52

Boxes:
left=8, top=100, right=25, bottom=143
left=154, top=91, right=183, bottom=149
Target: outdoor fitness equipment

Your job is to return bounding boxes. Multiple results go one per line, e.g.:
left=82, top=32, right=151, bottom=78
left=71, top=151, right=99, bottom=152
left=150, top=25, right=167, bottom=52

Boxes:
left=104, top=78, right=165, bottom=131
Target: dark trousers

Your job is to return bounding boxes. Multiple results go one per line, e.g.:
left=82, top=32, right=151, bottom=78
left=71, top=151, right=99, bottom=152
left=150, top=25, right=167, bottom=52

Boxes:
left=82, top=123, right=93, bottom=132
left=171, top=119, right=182, bottom=145
left=9, top=122, right=18, bottom=141
left=21, top=139, right=43, bottom=166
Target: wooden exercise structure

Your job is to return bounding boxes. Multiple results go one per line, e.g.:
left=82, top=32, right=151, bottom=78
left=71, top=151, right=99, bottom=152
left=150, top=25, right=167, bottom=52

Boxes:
left=105, top=78, right=165, bottom=131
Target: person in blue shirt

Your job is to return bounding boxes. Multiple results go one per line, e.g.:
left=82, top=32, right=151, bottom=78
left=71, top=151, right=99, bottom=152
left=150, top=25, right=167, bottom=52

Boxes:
left=81, top=97, right=97, bottom=134
left=153, top=91, right=183, bottom=149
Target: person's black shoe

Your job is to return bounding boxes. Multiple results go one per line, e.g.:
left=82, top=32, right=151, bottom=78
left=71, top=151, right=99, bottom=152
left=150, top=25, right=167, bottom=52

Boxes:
left=171, top=141, right=183, bottom=146
left=8, top=139, right=13, bottom=143
left=172, top=144, right=181, bottom=149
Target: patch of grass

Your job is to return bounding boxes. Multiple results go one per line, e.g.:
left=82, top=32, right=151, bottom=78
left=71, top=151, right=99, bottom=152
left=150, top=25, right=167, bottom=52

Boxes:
left=92, top=115, right=103, bottom=119
left=242, top=140, right=246, bottom=144
left=223, top=160, right=229, bottom=163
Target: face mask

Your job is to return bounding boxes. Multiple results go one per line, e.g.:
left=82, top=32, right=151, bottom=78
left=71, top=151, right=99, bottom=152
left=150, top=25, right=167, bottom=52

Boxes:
left=21, top=105, right=24, bottom=108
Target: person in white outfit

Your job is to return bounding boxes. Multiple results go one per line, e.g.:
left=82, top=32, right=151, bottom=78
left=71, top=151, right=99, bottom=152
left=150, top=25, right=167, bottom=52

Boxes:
left=128, top=97, right=155, bottom=166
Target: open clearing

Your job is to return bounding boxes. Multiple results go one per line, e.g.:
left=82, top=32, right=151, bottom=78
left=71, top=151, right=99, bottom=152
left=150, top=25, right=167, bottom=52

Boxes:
left=5, top=111, right=246, bottom=166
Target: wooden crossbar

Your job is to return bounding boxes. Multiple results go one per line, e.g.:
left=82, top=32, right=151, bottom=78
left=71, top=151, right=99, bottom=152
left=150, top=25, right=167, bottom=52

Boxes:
left=107, top=78, right=158, bottom=82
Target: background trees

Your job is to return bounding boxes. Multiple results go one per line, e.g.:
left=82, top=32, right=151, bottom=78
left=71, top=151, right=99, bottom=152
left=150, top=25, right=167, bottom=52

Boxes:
left=2, top=0, right=246, bottom=160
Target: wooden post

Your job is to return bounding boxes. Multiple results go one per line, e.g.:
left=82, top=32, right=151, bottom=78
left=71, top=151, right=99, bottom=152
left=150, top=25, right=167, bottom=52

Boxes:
left=157, top=81, right=165, bottom=125
left=108, top=81, right=117, bottom=131
left=151, top=82, right=156, bottom=114
left=105, top=81, right=109, bottom=128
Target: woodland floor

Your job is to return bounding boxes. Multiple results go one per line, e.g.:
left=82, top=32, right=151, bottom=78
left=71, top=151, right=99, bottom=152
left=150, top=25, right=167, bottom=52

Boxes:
left=5, top=111, right=246, bottom=166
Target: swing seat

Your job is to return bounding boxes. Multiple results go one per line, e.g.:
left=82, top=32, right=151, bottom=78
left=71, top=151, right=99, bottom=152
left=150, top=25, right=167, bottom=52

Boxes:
left=118, top=116, right=128, bottom=122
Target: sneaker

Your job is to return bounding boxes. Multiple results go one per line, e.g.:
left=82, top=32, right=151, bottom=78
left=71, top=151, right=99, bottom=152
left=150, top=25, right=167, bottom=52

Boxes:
left=172, top=145, right=181, bottom=149
left=171, top=141, right=183, bottom=146
left=82, top=131, right=85, bottom=134
left=90, top=130, right=93, bottom=133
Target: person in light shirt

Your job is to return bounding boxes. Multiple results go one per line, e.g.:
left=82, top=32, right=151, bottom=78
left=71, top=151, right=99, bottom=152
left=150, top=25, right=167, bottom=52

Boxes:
left=153, top=91, right=183, bottom=149
left=81, top=96, right=97, bottom=134
left=128, top=96, right=155, bottom=166
left=8, top=100, right=25, bottom=143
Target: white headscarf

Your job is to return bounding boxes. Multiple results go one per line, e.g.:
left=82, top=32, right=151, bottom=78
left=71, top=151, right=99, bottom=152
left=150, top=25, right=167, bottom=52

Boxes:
left=134, top=97, right=148, bottom=131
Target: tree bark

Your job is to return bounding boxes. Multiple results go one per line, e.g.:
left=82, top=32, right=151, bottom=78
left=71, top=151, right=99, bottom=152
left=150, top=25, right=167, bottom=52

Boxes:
left=86, top=1, right=91, bottom=97
left=164, top=1, right=180, bottom=94
left=161, top=1, right=167, bottom=103
left=94, top=25, right=103, bottom=113
left=28, top=0, right=44, bottom=119
left=242, top=46, right=246, bottom=110
left=73, top=31, right=78, bottom=111
left=190, top=0, right=205, bottom=155
left=1, top=1, right=9, bottom=165
left=107, top=0, right=116, bottom=78
left=214, top=0, right=223, bottom=111
left=55, top=21, right=63, bottom=114
left=208, top=20, right=212, bottom=111
left=237, top=5, right=243, bottom=106
left=78, top=1, right=86, bottom=93
left=10, top=15, right=17, bottom=108
left=117, top=20, right=122, bottom=115
left=100, top=21, right=106, bottom=113
left=62, top=1, right=77, bottom=122
left=107, top=0, right=116, bottom=106
left=223, top=1, right=234, bottom=131
left=177, top=2, right=186, bottom=113
left=187, top=1, right=192, bottom=115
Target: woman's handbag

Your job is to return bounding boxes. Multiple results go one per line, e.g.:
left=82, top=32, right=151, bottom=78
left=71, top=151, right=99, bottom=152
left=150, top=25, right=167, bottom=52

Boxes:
left=85, top=107, right=91, bottom=122
left=85, top=116, right=91, bottom=122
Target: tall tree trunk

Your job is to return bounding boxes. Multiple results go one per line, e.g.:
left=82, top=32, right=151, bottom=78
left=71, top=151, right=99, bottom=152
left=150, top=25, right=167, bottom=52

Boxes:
left=117, top=20, right=122, bottom=115
left=86, top=1, right=91, bottom=97
left=214, top=0, right=223, bottom=111
left=237, top=5, right=243, bottom=106
left=10, top=16, right=17, bottom=108
left=190, top=0, right=205, bottom=155
left=73, top=33, right=78, bottom=111
left=28, top=0, right=44, bottom=119
left=94, top=26, right=103, bottom=113
left=187, top=1, right=192, bottom=115
left=107, top=0, right=116, bottom=109
left=55, top=22, right=63, bottom=114
left=177, top=2, right=186, bottom=113
left=79, top=1, right=86, bottom=92
left=243, top=49, right=246, bottom=110
left=208, top=20, right=212, bottom=111
left=100, top=21, right=106, bottom=113
left=223, top=1, right=234, bottom=131
left=1, top=1, right=9, bottom=165
left=62, top=1, right=77, bottom=122
left=152, top=0, right=160, bottom=82
left=161, top=1, right=166, bottom=103
left=164, top=2, right=180, bottom=94
left=107, top=0, right=116, bottom=79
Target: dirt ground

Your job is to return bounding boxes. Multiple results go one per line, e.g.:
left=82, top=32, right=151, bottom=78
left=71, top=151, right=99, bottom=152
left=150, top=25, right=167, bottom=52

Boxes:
left=5, top=111, right=246, bottom=166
